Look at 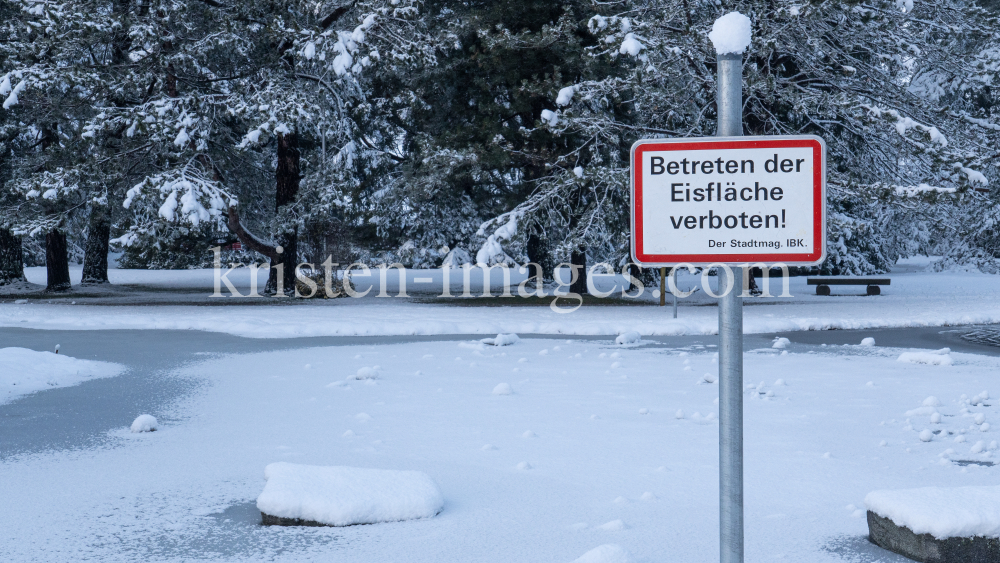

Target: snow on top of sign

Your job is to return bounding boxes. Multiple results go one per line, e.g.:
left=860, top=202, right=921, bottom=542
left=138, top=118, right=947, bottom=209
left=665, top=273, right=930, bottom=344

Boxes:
left=866, top=485, right=1000, bottom=539
left=709, top=12, right=752, bottom=55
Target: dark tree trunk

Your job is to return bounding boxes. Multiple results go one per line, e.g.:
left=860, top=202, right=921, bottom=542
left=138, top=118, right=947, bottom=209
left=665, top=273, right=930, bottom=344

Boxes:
left=45, top=229, right=72, bottom=292
left=81, top=210, right=111, bottom=284
left=570, top=248, right=587, bottom=295
left=525, top=226, right=550, bottom=283
left=266, top=132, right=300, bottom=295
left=0, top=228, right=26, bottom=285
left=629, top=263, right=642, bottom=292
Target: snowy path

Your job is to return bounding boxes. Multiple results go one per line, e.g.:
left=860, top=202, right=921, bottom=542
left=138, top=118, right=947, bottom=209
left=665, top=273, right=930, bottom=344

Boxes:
left=2, top=329, right=997, bottom=562
left=4, top=269, right=1000, bottom=339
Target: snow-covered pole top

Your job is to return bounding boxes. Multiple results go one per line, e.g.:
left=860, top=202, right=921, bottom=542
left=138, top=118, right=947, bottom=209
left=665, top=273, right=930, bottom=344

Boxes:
left=709, top=12, right=752, bottom=55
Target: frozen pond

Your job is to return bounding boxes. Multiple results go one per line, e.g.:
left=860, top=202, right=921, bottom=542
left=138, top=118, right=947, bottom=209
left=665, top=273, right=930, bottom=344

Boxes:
left=1, top=325, right=997, bottom=562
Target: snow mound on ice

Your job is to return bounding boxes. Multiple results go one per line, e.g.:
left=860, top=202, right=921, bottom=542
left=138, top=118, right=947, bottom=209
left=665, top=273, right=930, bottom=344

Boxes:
left=483, top=333, right=520, bottom=346
left=860, top=337, right=875, bottom=346
left=598, top=519, right=627, bottom=531
left=492, top=383, right=513, bottom=395
left=350, top=367, right=379, bottom=380
left=572, top=543, right=631, bottom=563
left=772, top=337, right=790, bottom=349
left=130, top=414, right=158, bottom=433
left=898, top=350, right=953, bottom=366
left=256, top=463, right=444, bottom=527
left=0, top=347, right=124, bottom=405
left=865, top=485, right=1000, bottom=539
left=709, top=12, right=752, bottom=55
left=615, top=331, right=641, bottom=345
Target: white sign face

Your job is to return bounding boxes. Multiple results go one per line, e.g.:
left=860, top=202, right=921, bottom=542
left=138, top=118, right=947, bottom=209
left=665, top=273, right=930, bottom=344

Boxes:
left=630, top=136, right=826, bottom=266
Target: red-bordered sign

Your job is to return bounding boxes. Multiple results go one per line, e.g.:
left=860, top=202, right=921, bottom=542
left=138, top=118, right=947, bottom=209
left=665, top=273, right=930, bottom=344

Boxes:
left=630, top=136, right=826, bottom=266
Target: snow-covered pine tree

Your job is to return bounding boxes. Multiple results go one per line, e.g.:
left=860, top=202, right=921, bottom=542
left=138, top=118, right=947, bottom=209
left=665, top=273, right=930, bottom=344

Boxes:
left=599, top=0, right=998, bottom=274
left=0, top=0, right=113, bottom=290
left=361, top=0, right=641, bottom=293
left=103, top=0, right=426, bottom=292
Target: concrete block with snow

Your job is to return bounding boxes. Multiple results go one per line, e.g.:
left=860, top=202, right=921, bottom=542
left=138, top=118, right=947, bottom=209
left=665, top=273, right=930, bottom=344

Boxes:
left=866, top=485, right=1000, bottom=562
left=257, top=463, right=444, bottom=527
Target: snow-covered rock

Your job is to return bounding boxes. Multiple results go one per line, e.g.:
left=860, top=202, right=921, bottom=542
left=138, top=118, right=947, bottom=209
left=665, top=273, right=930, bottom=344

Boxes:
left=130, top=414, right=158, bottom=433
left=772, top=337, right=790, bottom=349
left=492, top=383, right=513, bottom=395
left=257, top=463, right=444, bottom=527
left=483, top=333, right=519, bottom=346
left=350, top=367, right=379, bottom=380
left=615, top=332, right=641, bottom=345
left=860, top=337, right=875, bottom=346
left=866, top=485, right=1000, bottom=539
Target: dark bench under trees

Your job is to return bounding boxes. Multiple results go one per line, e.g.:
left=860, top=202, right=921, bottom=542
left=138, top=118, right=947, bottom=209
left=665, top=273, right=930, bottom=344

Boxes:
left=807, top=278, right=890, bottom=296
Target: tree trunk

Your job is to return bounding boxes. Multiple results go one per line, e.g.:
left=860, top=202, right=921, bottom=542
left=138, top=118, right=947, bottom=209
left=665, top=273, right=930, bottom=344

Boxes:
left=81, top=210, right=111, bottom=284
left=570, top=248, right=587, bottom=295
left=46, top=229, right=72, bottom=292
left=629, top=263, right=641, bottom=292
left=525, top=226, right=550, bottom=284
left=0, top=228, right=26, bottom=285
left=266, top=132, right=300, bottom=295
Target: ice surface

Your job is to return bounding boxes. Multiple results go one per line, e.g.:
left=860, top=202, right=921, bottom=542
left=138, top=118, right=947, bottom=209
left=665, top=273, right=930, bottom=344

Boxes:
left=572, top=544, right=630, bottom=563
left=130, top=414, right=158, bottom=433
left=256, top=463, right=444, bottom=527
left=866, top=485, right=1000, bottom=539
left=7, top=332, right=1000, bottom=562
left=0, top=347, right=124, bottom=405
left=709, top=12, right=752, bottom=55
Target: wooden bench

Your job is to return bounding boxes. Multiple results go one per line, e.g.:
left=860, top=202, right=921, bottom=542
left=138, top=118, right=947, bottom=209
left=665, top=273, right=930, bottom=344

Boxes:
left=807, top=277, right=890, bottom=296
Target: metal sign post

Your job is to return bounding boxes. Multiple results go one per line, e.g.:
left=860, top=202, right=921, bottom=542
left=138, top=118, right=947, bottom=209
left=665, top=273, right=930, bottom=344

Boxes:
left=628, top=43, right=825, bottom=563
left=716, top=52, right=744, bottom=563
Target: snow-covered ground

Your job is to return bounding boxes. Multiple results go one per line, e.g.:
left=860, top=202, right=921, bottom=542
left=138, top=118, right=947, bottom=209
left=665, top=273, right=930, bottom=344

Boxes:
left=0, top=347, right=124, bottom=405
left=4, top=267, right=1000, bottom=338
left=2, top=335, right=997, bottom=562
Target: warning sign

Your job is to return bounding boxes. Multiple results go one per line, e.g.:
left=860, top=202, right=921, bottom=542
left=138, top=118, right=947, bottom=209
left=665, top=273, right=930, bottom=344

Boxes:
left=630, top=136, right=826, bottom=266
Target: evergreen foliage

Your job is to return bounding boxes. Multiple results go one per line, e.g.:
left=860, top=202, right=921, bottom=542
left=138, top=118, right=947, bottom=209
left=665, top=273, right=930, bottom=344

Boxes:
left=0, top=0, right=997, bottom=285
